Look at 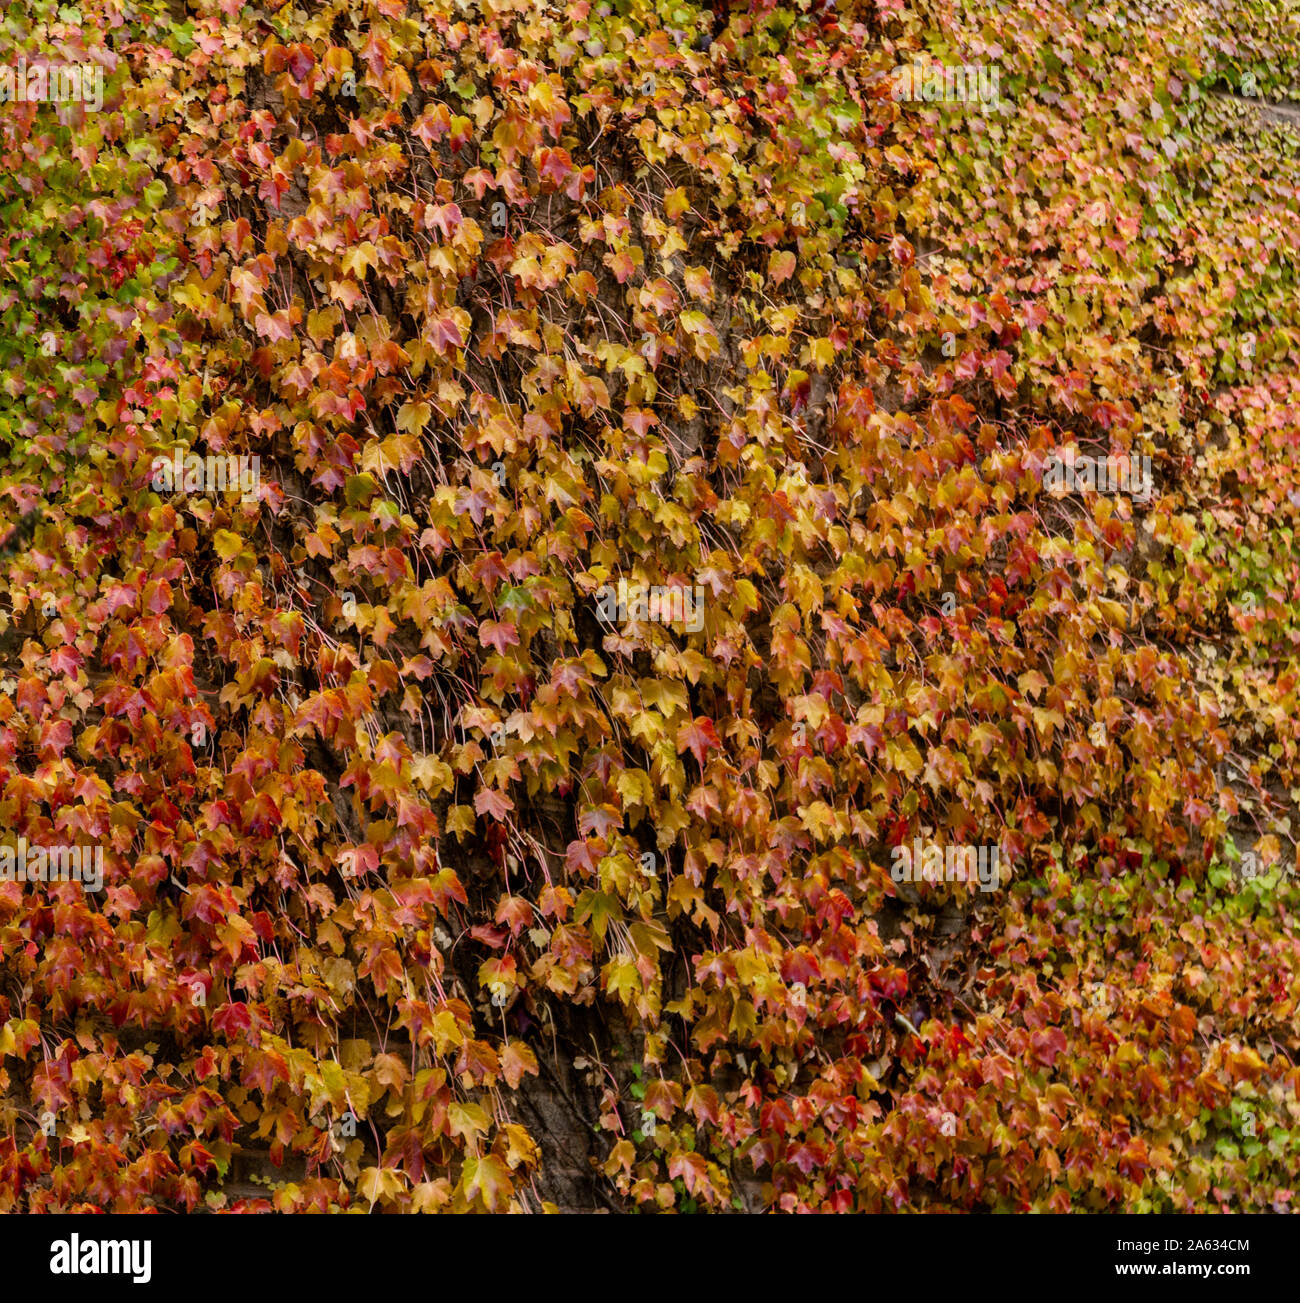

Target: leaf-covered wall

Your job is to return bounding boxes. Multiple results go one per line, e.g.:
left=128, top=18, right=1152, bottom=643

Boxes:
left=1, top=0, right=1299, bottom=1212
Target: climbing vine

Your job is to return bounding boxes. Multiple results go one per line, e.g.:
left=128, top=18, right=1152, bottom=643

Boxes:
left=1, top=0, right=1299, bottom=1213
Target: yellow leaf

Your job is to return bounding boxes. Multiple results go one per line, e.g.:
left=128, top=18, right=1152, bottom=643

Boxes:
left=808, top=336, right=835, bottom=369
left=357, top=1166, right=407, bottom=1205
left=448, top=1101, right=491, bottom=1141
left=213, top=529, right=244, bottom=561
left=411, top=754, right=454, bottom=795
left=769, top=250, right=797, bottom=285
left=665, top=187, right=690, bottom=220
left=500, top=1042, right=539, bottom=1091
left=461, top=1154, right=512, bottom=1211
left=396, top=400, right=432, bottom=434
left=446, top=804, right=477, bottom=839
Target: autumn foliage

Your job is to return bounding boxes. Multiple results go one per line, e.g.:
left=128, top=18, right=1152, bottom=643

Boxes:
left=2, top=0, right=1300, bottom=1213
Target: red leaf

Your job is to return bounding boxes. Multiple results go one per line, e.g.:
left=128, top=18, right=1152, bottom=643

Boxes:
left=479, top=619, right=519, bottom=654
left=676, top=716, right=721, bottom=768
left=474, top=786, right=514, bottom=821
